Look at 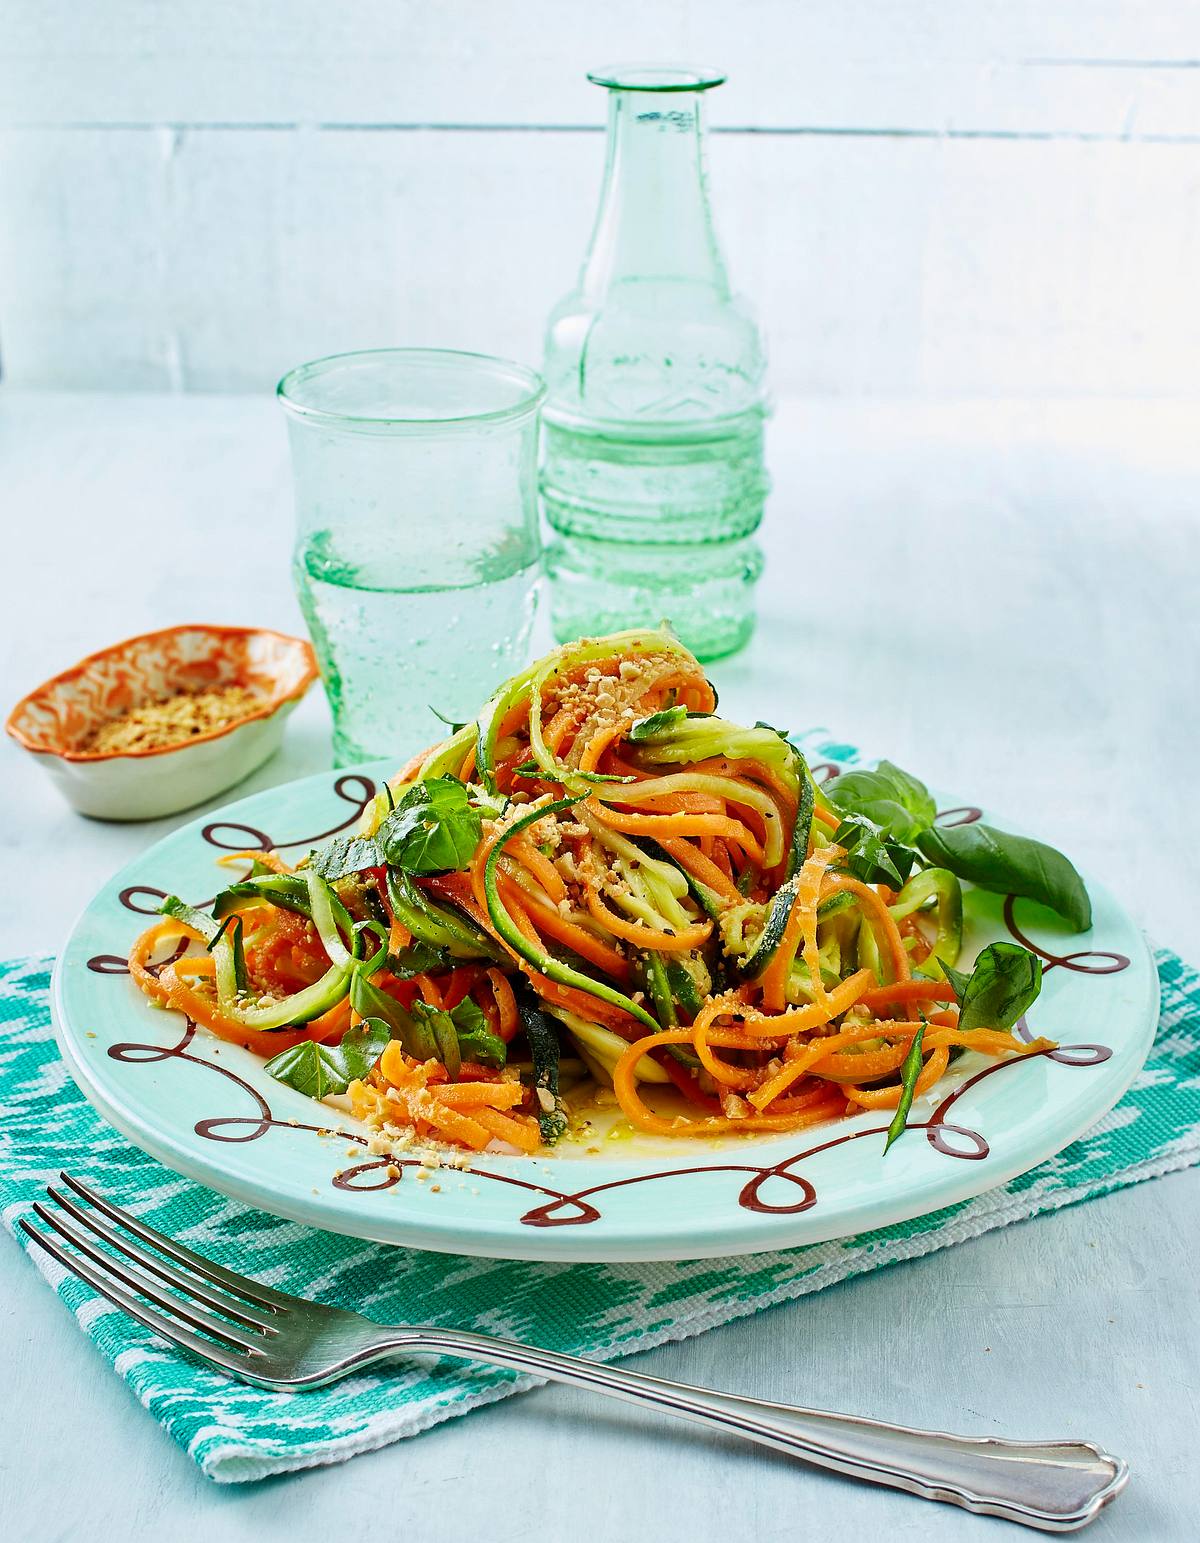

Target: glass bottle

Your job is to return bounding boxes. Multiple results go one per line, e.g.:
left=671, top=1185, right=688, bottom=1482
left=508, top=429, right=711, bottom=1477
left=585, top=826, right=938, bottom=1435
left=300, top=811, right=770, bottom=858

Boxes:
left=541, top=65, right=769, bottom=661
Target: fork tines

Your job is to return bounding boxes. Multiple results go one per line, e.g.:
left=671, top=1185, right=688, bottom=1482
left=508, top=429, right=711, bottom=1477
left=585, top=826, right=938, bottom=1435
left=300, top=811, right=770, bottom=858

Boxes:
left=19, top=1172, right=280, bottom=1376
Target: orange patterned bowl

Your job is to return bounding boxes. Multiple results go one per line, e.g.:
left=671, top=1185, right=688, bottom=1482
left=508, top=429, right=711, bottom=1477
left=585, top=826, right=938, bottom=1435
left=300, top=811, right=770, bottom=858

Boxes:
left=6, top=625, right=319, bottom=820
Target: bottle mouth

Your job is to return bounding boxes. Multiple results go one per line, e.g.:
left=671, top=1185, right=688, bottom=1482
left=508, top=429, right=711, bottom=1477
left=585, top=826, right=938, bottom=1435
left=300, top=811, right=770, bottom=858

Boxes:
left=587, top=64, right=726, bottom=93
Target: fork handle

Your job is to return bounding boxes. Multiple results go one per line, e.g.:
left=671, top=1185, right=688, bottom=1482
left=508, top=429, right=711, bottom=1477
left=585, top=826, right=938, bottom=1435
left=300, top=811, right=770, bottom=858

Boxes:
left=377, top=1328, right=1125, bottom=1532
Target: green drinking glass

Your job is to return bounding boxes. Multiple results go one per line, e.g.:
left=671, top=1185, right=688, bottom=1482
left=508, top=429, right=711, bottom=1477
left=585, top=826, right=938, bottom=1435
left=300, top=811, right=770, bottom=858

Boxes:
left=279, top=349, right=545, bottom=766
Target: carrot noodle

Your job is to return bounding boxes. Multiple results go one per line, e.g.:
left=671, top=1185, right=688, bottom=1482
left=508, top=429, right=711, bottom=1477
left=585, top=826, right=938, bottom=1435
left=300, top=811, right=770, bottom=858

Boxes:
left=127, top=631, right=1059, bottom=1157
left=509, top=835, right=568, bottom=903
left=129, top=917, right=200, bottom=1006
left=215, top=848, right=293, bottom=874
left=578, top=718, right=631, bottom=773
left=656, top=836, right=740, bottom=901
left=589, top=804, right=767, bottom=866
left=432, top=1081, right=525, bottom=1110
left=823, top=873, right=912, bottom=984
left=472, top=1106, right=541, bottom=1153
left=413, top=972, right=444, bottom=1010
left=158, top=955, right=329, bottom=1056
left=581, top=860, right=713, bottom=953
left=499, top=873, right=632, bottom=979
left=759, top=847, right=839, bottom=1011
left=857, top=980, right=957, bottom=1012
left=843, top=1046, right=952, bottom=1109
left=486, top=967, right=519, bottom=1041
left=613, top=1030, right=847, bottom=1138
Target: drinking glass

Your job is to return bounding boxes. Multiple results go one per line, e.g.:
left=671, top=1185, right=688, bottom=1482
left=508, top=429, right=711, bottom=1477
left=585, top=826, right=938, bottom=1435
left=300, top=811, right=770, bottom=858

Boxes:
left=278, top=349, right=545, bottom=765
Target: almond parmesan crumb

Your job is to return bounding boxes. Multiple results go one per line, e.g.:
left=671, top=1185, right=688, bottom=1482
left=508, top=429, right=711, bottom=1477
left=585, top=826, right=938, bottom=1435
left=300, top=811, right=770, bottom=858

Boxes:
left=82, top=683, right=266, bottom=754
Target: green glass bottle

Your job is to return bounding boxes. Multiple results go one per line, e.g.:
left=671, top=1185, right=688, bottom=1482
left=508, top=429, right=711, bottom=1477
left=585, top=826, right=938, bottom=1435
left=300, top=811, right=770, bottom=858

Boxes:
left=541, top=65, right=769, bottom=660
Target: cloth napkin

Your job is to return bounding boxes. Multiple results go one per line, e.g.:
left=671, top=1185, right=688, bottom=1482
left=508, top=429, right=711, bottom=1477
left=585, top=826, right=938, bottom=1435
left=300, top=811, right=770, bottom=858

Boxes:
left=4, top=722, right=1200, bottom=1485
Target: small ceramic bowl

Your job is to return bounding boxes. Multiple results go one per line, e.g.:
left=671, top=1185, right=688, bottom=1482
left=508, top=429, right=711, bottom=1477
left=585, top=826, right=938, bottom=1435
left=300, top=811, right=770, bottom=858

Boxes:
left=6, top=624, right=319, bottom=820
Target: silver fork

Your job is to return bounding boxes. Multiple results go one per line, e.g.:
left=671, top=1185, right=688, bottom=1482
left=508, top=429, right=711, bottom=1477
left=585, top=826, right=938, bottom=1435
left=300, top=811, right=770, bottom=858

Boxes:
left=21, top=1173, right=1126, bottom=1532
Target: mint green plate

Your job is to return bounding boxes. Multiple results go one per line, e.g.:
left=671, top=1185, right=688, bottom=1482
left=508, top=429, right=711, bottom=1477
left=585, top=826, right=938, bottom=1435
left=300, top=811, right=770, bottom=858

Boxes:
left=52, top=761, right=1158, bottom=1262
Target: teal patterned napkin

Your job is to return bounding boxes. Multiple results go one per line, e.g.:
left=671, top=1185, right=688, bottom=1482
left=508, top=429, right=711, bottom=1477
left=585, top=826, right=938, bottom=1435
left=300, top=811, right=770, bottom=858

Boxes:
left=2, top=945, right=1198, bottom=1481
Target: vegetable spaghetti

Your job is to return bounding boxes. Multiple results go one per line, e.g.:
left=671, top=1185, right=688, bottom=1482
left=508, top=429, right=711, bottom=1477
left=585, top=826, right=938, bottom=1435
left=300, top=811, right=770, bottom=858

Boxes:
left=128, top=629, right=1090, bottom=1159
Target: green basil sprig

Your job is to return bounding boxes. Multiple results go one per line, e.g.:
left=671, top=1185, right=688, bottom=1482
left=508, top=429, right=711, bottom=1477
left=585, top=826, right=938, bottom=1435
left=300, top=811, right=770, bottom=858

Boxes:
left=939, top=941, right=1043, bottom=1032
left=829, top=754, right=1092, bottom=932
left=883, top=1021, right=926, bottom=1155
left=308, top=834, right=384, bottom=881
left=378, top=776, right=483, bottom=875
left=387, top=939, right=456, bottom=979
left=264, top=1018, right=390, bottom=1100
left=628, top=705, right=690, bottom=741
left=833, top=814, right=917, bottom=889
left=158, top=893, right=221, bottom=944
left=412, top=997, right=507, bottom=1078
left=430, top=706, right=468, bottom=733
left=917, top=823, right=1091, bottom=932
left=829, top=760, right=936, bottom=844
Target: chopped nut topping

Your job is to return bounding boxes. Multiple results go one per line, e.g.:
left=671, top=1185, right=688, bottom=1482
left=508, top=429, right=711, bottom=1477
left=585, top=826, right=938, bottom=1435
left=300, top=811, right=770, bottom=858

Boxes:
left=83, top=684, right=266, bottom=754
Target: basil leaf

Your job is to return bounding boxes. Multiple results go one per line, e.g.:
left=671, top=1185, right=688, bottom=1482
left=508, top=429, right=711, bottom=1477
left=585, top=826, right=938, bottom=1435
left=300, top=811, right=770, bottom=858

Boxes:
left=411, top=997, right=507, bottom=1074
left=916, top=823, right=1091, bottom=932
left=387, top=939, right=455, bottom=979
left=264, top=1018, right=390, bottom=1100
left=309, top=834, right=384, bottom=881
left=158, top=894, right=220, bottom=945
left=448, top=996, right=507, bottom=1068
left=378, top=776, right=483, bottom=875
left=350, top=970, right=437, bottom=1059
left=411, top=1000, right=461, bottom=1078
left=938, top=960, right=972, bottom=1000
left=939, top=942, right=1043, bottom=1032
left=883, top=1021, right=926, bottom=1154
left=830, top=760, right=936, bottom=844
left=629, top=705, right=689, bottom=741
left=834, top=814, right=917, bottom=889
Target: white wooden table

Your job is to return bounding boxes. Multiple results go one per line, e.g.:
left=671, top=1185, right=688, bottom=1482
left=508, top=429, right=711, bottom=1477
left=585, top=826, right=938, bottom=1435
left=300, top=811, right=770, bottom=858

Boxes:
left=2, top=391, right=1196, bottom=1541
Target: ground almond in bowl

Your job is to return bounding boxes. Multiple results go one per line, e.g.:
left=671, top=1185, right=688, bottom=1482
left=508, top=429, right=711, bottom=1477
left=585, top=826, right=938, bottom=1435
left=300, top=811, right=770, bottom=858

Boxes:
left=82, top=684, right=266, bottom=754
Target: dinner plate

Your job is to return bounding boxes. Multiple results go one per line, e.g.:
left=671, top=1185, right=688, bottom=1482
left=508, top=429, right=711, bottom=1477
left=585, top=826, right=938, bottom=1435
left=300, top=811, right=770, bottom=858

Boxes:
left=53, top=759, right=1159, bottom=1262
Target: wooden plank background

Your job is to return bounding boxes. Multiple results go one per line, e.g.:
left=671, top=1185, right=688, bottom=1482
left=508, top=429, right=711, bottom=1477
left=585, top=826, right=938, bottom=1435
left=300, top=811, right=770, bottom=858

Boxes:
left=2, top=1, right=1199, bottom=393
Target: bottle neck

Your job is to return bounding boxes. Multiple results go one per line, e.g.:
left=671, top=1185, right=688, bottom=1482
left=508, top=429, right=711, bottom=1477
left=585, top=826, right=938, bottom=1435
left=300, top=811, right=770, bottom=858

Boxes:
left=580, top=88, right=730, bottom=296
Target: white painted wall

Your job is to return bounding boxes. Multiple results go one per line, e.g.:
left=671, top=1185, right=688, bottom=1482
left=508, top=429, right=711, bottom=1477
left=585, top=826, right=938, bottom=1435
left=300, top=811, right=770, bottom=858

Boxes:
left=2, top=1, right=1199, bottom=395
